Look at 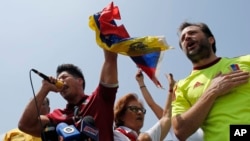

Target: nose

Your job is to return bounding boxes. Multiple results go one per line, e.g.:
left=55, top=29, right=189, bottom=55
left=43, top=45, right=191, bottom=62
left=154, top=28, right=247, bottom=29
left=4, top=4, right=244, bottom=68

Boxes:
left=137, top=109, right=146, bottom=115
left=137, top=110, right=143, bottom=114
left=184, top=34, right=192, bottom=41
left=181, top=34, right=192, bottom=48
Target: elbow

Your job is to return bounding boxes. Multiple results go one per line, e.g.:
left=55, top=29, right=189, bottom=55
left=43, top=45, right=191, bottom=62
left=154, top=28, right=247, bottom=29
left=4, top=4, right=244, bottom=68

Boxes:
left=174, top=130, right=188, bottom=141
left=18, top=120, right=32, bottom=134
left=18, top=122, right=40, bottom=137
left=172, top=118, right=189, bottom=141
left=172, top=124, right=193, bottom=141
left=173, top=124, right=198, bottom=141
left=18, top=122, right=26, bottom=133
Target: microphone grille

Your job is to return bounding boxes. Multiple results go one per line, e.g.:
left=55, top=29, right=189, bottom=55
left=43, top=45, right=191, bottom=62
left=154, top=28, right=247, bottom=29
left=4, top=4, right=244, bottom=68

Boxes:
left=82, top=115, right=95, bottom=126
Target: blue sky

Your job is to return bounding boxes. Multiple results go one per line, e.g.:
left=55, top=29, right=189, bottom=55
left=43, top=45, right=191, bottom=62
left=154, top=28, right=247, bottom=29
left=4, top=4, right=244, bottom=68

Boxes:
left=0, top=0, right=249, bottom=139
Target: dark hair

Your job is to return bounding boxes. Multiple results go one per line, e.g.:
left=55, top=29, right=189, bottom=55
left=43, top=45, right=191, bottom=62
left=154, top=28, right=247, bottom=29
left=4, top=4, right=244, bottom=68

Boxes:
left=114, top=93, right=142, bottom=128
left=178, top=22, right=216, bottom=53
left=56, top=64, right=85, bottom=90
left=45, top=97, right=50, bottom=106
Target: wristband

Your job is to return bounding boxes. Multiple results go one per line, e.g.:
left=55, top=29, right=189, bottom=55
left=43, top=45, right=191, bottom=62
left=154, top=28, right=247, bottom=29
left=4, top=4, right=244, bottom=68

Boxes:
left=140, top=85, right=146, bottom=88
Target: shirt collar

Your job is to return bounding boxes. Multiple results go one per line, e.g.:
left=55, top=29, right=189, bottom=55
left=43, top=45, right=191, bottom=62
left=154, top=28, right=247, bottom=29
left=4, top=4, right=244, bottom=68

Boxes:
left=118, top=126, right=139, bottom=137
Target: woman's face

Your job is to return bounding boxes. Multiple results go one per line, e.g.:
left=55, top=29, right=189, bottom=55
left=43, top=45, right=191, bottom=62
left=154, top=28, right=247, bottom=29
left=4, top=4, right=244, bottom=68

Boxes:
left=121, top=100, right=146, bottom=132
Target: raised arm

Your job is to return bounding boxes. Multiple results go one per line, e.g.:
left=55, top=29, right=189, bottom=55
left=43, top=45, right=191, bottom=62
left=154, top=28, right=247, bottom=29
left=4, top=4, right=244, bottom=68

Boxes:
left=137, top=73, right=176, bottom=141
left=135, top=69, right=163, bottom=119
left=158, top=73, right=175, bottom=140
left=100, top=49, right=118, bottom=85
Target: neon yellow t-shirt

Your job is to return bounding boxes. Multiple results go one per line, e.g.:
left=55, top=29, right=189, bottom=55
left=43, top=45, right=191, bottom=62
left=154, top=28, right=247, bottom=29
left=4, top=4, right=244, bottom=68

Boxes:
left=4, top=128, right=41, bottom=141
left=172, top=54, right=250, bottom=141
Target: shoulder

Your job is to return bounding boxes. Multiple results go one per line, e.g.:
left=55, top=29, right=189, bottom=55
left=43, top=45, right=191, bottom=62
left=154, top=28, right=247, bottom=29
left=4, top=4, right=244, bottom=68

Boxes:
left=113, top=130, right=130, bottom=141
left=4, top=128, right=22, bottom=136
left=143, top=121, right=161, bottom=141
left=236, top=54, right=250, bottom=60
left=4, top=128, right=34, bottom=141
left=222, top=54, right=250, bottom=61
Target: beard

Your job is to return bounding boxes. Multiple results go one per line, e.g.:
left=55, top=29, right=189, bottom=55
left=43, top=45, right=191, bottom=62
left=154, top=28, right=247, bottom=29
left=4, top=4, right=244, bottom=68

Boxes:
left=186, top=38, right=212, bottom=63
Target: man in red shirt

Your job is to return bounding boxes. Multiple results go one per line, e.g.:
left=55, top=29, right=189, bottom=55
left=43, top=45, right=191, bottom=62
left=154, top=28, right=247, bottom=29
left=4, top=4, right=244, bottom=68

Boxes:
left=18, top=49, right=118, bottom=141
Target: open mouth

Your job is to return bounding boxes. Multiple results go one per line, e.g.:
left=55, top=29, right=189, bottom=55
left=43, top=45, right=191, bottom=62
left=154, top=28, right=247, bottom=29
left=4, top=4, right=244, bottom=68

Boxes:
left=186, top=41, right=197, bottom=53
left=187, top=41, right=196, bottom=48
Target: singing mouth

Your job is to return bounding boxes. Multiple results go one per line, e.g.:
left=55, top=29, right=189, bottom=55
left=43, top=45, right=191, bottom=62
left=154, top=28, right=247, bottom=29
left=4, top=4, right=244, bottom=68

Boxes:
left=187, top=41, right=195, bottom=48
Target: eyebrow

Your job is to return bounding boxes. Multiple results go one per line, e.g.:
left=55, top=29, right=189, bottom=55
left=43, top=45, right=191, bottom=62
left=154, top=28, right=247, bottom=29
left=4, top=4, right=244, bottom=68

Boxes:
left=127, top=105, right=142, bottom=108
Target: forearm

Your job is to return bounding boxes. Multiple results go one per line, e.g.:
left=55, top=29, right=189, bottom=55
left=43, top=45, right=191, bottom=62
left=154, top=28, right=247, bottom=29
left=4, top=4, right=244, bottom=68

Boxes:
left=163, top=90, right=172, bottom=119
left=159, top=117, right=171, bottom=141
left=139, top=85, right=163, bottom=119
left=172, top=89, right=217, bottom=140
left=159, top=91, right=173, bottom=140
left=18, top=88, right=49, bottom=135
left=100, top=50, right=118, bottom=84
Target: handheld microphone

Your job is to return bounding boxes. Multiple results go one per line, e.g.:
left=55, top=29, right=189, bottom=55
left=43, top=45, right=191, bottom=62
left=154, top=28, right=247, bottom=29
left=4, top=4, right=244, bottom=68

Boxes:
left=80, top=116, right=99, bottom=141
left=31, top=68, right=64, bottom=89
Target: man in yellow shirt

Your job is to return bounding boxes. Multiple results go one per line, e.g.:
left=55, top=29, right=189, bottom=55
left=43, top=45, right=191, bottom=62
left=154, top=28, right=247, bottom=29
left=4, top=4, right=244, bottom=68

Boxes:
left=172, top=22, right=250, bottom=141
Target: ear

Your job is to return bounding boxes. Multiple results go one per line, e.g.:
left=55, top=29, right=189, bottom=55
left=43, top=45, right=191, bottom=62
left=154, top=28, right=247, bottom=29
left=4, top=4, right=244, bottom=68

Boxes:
left=77, top=78, right=83, bottom=85
left=208, top=36, right=215, bottom=45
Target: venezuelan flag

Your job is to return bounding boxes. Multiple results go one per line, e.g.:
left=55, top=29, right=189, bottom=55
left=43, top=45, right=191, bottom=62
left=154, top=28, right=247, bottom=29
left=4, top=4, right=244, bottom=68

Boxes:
left=89, top=2, right=172, bottom=88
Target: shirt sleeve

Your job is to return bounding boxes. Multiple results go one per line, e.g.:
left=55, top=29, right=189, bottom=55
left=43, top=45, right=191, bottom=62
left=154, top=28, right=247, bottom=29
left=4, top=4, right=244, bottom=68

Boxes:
left=172, top=83, right=191, bottom=117
left=144, top=121, right=161, bottom=141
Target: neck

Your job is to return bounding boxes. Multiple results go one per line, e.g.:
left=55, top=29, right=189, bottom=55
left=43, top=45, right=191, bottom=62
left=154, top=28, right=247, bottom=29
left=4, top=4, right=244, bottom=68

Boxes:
left=193, top=54, right=218, bottom=68
left=67, top=93, right=85, bottom=105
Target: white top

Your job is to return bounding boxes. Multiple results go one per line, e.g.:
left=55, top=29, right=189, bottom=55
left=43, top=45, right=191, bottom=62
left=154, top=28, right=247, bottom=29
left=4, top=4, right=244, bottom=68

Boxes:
left=113, top=124, right=204, bottom=141
left=113, top=121, right=162, bottom=141
left=144, top=121, right=161, bottom=141
left=113, top=126, right=138, bottom=141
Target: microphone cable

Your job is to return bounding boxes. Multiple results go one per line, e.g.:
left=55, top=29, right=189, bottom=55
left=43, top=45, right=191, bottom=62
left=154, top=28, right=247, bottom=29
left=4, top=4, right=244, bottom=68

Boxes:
left=29, top=69, right=47, bottom=140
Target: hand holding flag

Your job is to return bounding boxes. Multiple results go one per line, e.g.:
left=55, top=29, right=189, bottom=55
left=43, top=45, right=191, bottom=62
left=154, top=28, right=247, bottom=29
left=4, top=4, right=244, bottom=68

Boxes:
left=89, top=2, right=173, bottom=88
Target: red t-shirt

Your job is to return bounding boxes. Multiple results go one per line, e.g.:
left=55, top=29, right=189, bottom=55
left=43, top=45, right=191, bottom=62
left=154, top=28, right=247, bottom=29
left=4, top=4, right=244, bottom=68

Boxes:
left=47, top=84, right=118, bottom=141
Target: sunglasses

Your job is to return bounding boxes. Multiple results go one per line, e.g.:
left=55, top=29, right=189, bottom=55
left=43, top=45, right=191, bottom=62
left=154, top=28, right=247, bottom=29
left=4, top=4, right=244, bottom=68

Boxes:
left=126, top=106, right=146, bottom=114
